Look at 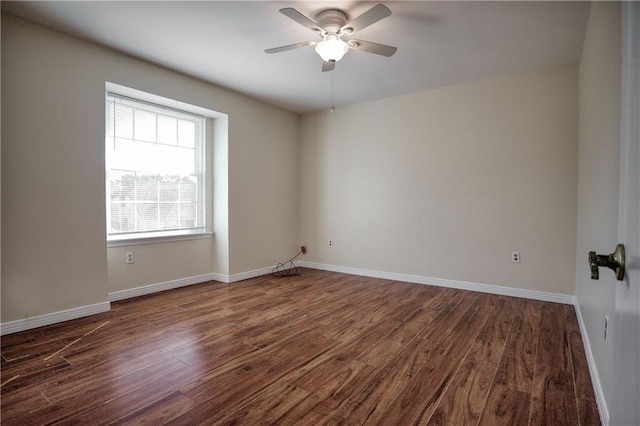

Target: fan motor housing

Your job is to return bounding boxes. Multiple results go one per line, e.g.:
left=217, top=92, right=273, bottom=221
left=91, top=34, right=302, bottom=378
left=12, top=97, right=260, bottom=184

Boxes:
left=316, top=9, right=347, bottom=33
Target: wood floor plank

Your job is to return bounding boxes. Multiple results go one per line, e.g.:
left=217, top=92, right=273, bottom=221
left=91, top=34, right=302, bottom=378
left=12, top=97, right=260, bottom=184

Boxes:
left=169, top=338, right=261, bottom=374
left=478, top=384, right=531, bottom=426
left=0, top=357, right=72, bottom=400
left=11, top=312, right=112, bottom=349
left=241, top=309, right=338, bottom=349
left=147, top=305, right=234, bottom=330
left=286, top=360, right=378, bottom=422
left=492, top=298, right=542, bottom=393
left=564, top=304, right=601, bottom=425
left=277, top=317, right=402, bottom=386
left=529, top=303, right=579, bottom=425
left=213, top=381, right=311, bottom=425
left=417, top=290, right=476, bottom=342
left=328, top=292, right=483, bottom=424
left=358, top=308, right=430, bottom=368
left=328, top=333, right=436, bottom=425
left=426, top=298, right=513, bottom=425
left=173, top=368, right=302, bottom=424
left=42, top=356, right=186, bottom=403
left=320, top=302, right=396, bottom=342
left=1, top=332, right=38, bottom=349
left=1, top=334, right=86, bottom=363
left=13, top=360, right=198, bottom=425
left=111, top=390, right=196, bottom=425
left=0, top=392, right=51, bottom=424
left=358, top=288, right=455, bottom=368
left=172, top=328, right=339, bottom=424
left=373, top=294, right=497, bottom=425
left=59, top=321, right=176, bottom=365
left=0, top=269, right=599, bottom=425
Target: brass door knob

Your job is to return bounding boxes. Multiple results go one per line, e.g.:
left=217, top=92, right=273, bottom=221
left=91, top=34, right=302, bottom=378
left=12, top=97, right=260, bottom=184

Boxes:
left=589, top=244, right=625, bottom=281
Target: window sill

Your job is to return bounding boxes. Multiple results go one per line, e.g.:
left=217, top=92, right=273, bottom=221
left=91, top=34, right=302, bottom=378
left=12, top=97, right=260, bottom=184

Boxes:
left=107, top=230, right=213, bottom=248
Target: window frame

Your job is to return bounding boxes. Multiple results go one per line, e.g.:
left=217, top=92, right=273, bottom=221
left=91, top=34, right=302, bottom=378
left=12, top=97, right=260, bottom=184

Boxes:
left=105, top=83, right=214, bottom=247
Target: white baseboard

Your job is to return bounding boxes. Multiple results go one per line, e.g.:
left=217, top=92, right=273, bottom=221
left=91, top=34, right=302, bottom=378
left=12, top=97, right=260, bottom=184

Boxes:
left=228, top=266, right=275, bottom=283
left=108, top=273, right=219, bottom=301
left=107, top=267, right=276, bottom=302
left=574, top=301, right=609, bottom=425
left=210, top=272, right=231, bottom=283
left=0, top=301, right=111, bottom=336
left=297, top=261, right=576, bottom=305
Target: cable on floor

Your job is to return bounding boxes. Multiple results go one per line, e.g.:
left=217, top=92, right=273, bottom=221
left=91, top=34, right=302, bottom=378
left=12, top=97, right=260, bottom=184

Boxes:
left=272, top=246, right=307, bottom=277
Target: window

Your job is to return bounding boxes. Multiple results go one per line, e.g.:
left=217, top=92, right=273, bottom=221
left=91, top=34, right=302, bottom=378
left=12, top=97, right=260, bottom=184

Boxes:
left=106, top=92, right=207, bottom=244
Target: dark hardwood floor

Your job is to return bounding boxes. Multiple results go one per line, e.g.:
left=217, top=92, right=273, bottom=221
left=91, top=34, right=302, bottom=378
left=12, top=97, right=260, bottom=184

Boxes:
left=1, top=269, right=600, bottom=425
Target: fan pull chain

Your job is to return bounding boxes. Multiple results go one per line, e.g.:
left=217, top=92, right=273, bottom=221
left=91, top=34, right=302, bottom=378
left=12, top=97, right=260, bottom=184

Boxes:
left=330, top=72, right=335, bottom=114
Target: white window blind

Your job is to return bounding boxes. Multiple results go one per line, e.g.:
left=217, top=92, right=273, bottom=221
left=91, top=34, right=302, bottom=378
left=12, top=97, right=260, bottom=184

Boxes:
left=106, top=93, right=206, bottom=238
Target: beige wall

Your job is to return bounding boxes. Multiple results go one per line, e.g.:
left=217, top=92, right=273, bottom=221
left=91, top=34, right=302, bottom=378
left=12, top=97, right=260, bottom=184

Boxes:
left=299, top=64, right=579, bottom=295
left=575, top=1, right=621, bottom=417
left=227, top=103, right=299, bottom=275
left=1, top=15, right=299, bottom=322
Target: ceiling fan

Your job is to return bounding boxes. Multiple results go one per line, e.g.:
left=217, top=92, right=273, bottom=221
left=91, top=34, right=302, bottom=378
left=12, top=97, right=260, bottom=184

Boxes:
left=265, top=4, right=397, bottom=72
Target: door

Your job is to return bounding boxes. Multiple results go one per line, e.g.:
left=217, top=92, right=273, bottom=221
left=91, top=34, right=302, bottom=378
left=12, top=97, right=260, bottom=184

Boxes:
left=611, top=3, right=640, bottom=425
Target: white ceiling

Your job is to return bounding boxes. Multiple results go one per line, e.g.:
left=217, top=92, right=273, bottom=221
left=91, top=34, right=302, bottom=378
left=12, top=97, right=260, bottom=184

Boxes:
left=2, top=1, right=590, bottom=114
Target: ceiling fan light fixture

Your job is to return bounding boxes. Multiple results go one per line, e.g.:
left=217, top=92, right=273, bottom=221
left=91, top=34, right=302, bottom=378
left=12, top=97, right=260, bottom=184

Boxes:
left=315, top=35, right=349, bottom=62
left=267, top=5, right=396, bottom=72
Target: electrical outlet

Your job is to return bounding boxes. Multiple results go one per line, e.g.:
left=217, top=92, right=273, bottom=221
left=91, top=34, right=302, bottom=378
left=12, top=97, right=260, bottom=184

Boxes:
left=125, top=252, right=134, bottom=264
left=604, top=315, right=609, bottom=342
left=328, top=239, right=333, bottom=247
left=512, top=251, right=521, bottom=263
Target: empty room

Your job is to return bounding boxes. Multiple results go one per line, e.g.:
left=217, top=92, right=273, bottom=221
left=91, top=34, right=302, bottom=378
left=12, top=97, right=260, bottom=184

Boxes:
left=1, top=1, right=638, bottom=425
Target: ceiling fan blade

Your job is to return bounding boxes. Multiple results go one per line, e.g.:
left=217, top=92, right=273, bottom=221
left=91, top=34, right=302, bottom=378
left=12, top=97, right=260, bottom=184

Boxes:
left=322, top=60, right=336, bottom=72
left=279, top=8, right=325, bottom=34
left=341, top=4, right=391, bottom=33
left=265, top=41, right=316, bottom=54
left=348, top=39, right=397, bottom=57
